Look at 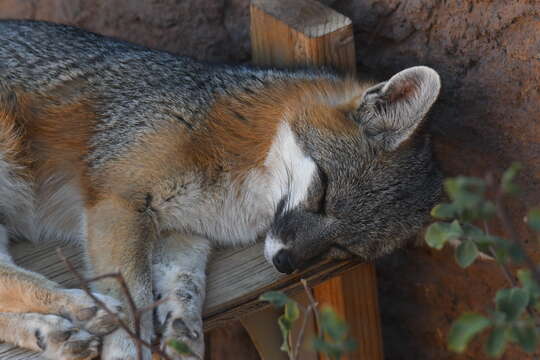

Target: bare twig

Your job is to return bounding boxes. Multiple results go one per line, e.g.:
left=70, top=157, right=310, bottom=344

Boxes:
left=484, top=176, right=540, bottom=339
left=494, top=192, right=540, bottom=286
left=56, top=249, right=173, bottom=360
left=301, top=279, right=321, bottom=338
left=293, top=300, right=316, bottom=358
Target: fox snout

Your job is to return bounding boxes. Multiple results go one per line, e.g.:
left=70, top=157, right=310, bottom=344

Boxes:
left=264, top=233, right=297, bottom=274
left=272, top=249, right=295, bottom=274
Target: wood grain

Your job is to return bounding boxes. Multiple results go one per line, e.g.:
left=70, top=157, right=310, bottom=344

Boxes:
left=251, top=0, right=356, bottom=74
left=0, top=240, right=361, bottom=359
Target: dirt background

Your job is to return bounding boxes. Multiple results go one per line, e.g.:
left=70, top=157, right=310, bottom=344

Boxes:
left=1, top=0, right=539, bottom=359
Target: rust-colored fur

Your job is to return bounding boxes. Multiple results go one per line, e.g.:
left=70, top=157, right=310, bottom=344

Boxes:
left=0, top=89, right=98, bottom=200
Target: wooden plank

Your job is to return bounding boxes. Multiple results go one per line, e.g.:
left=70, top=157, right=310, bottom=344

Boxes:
left=1, top=240, right=361, bottom=359
left=0, top=242, right=85, bottom=360
left=249, top=2, right=384, bottom=360
left=342, top=265, right=384, bottom=360
left=314, top=264, right=384, bottom=360
left=205, top=244, right=361, bottom=329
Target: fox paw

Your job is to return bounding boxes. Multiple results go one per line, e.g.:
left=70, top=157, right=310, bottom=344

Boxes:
left=32, top=314, right=99, bottom=360
left=156, top=291, right=204, bottom=359
left=63, top=289, right=124, bottom=336
left=101, top=328, right=152, bottom=360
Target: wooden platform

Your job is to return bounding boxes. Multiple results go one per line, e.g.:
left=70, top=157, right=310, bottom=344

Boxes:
left=0, top=240, right=361, bottom=359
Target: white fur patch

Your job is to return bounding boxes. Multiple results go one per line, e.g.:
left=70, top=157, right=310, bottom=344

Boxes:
left=265, top=122, right=317, bottom=211
left=0, top=224, right=12, bottom=264
left=264, top=234, right=285, bottom=264
left=158, top=122, right=317, bottom=248
left=262, top=123, right=316, bottom=266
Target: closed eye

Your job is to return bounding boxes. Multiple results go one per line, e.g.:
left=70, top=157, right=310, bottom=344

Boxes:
left=317, top=166, right=329, bottom=215
left=331, top=243, right=360, bottom=258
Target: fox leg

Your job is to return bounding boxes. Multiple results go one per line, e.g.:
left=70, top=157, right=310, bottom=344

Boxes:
left=0, top=225, right=122, bottom=358
left=0, top=312, right=100, bottom=360
left=153, top=233, right=211, bottom=359
left=85, top=196, right=157, bottom=360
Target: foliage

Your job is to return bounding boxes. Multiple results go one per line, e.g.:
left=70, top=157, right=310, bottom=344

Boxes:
left=260, top=284, right=357, bottom=360
left=167, top=339, right=195, bottom=357
left=425, top=163, right=540, bottom=357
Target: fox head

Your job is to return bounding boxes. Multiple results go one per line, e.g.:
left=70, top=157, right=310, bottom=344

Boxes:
left=264, top=66, right=443, bottom=274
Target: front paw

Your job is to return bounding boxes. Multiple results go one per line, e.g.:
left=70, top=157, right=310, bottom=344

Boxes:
left=33, top=314, right=99, bottom=360
left=101, top=328, right=152, bottom=360
left=63, top=289, right=125, bottom=336
left=157, top=301, right=204, bottom=359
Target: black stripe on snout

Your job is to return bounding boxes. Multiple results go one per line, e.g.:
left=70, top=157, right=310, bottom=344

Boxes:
left=274, top=195, right=288, bottom=222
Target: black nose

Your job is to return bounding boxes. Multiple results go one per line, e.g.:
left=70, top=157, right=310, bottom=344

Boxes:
left=273, top=249, right=294, bottom=274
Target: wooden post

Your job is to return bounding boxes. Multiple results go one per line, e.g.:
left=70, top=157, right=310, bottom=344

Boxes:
left=250, top=0, right=356, bottom=75
left=314, top=264, right=384, bottom=360
left=245, top=1, right=384, bottom=360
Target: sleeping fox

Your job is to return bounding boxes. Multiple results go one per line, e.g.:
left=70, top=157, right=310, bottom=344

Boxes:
left=0, top=20, right=442, bottom=360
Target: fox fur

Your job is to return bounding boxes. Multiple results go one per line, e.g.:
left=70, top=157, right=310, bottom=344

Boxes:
left=0, top=20, right=442, bottom=360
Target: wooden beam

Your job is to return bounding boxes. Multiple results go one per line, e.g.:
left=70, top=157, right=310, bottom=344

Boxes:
left=250, top=0, right=356, bottom=74
left=3, top=240, right=362, bottom=359
left=314, top=264, right=384, bottom=360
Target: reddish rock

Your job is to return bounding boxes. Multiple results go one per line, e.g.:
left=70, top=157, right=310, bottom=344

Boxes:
left=1, top=0, right=539, bottom=359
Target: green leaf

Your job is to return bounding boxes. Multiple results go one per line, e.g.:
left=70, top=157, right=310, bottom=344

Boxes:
left=448, top=313, right=491, bottom=353
left=311, top=337, right=357, bottom=360
left=501, top=162, right=522, bottom=195
left=518, top=269, right=540, bottom=293
left=462, top=224, right=496, bottom=247
left=491, top=311, right=507, bottom=327
left=425, top=221, right=463, bottom=250
left=261, top=291, right=300, bottom=355
left=259, top=291, right=292, bottom=307
left=486, top=326, right=509, bottom=358
left=479, top=201, right=497, bottom=219
left=488, top=237, right=519, bottom=264
left=320, top=306, right=349, bottom=341
left=527, top=208, right=540, bottom=232
left=431, top=203, right=457, bottom=219
left=444, top=177, right=486, bottom=210
left=167, top=339, right=195, bottom=356
left=512, top=324, right=538, bottom=353
left=495, top=288, right=530, bottom=321
left=284, top=301, right=300, bottom=323
left=455, top=239, right=479, bottom=268
left=312, top=337, right=342, bottom=360
left=517, top=269, right=540, bottom=306
left=508, top=243, right=526, bottom=263
left=278, top=315, right=292, bottom=353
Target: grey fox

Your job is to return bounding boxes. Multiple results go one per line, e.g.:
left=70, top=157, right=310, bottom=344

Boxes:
left=0, top=20, right=442, bottom=360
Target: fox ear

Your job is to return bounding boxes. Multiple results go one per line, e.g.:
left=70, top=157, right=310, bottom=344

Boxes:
left=358, top=66, right=441, bottom=151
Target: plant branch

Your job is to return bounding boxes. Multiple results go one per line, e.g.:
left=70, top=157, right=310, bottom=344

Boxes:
left=301, top=279, right=322, bottom=338
left=484, top=221, right=517, bottom=287
left=495, top=193, right=540, bottom=286
left=56, top=248, right=173, bottom=360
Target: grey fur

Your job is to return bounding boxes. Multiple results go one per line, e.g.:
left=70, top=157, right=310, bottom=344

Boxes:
left=0, top=20, right=443, bottom=358
left=272, top=69, right=443, bottom=269
left=0, top=19, right=443, bottom=271
left=0, top=20, right=334, bottom=168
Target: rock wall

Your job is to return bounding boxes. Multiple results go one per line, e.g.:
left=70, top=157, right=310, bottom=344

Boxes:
left=1, top=0, right=539, bottom=359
